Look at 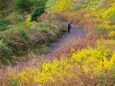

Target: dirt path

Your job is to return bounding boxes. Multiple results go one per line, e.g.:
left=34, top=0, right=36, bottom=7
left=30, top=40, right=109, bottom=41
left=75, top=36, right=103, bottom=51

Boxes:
left=0, top=22, right=85, bottom=74
left=41, top=22, right=86, bottom=58
left=49, top=22, right=85, bottom=52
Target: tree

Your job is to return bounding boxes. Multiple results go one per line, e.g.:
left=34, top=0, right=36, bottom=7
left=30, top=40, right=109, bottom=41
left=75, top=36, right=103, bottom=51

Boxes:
left=31, top=0, right=47, bottom=21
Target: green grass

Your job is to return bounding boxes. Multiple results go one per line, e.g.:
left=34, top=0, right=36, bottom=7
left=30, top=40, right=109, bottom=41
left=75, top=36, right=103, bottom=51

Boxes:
left=0, top=19, right=11, bottom=31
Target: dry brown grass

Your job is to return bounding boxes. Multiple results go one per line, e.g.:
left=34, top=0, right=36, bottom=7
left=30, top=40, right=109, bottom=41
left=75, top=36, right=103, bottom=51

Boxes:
left=57, top=11, right=82, bottom=24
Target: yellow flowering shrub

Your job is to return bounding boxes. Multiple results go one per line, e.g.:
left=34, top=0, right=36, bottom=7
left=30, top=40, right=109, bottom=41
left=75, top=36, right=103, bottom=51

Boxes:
left=52, top=0, right=73, bottom=12
left=10, top=58, right=72, bottom=85
left=108, top=31, right=115, bottom=38
left=110, top=54, right=115, bottom=66
left=102, top=2, right=115, bottom=18
left=6, top=45, right=115, bottom=85
left=71, top=46, right=111, bottom=73
left=25, top=14, right=32, bottom=29
left=98, top=24, right=115, bottom=30
left=97, top=39, right=115, bottom=50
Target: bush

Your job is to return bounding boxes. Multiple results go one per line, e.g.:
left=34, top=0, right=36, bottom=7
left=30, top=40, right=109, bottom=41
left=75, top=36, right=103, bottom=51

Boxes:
left=0, top=19, right=11, bottom=31
left=1, top=46, right=114, bottom=86
left=0, top=14, right=65, bottom=64
left=108, top=31, right=115, bottom=39
left=14, top=0, right=37, bottom=13
left=39, top=23, right=58, bottom=43
left=31, top=0, right=46, bottom=21
left=0, top=0, right=12, bottom=17
left=18, top=29, right=28, bottom=39
left=0, top=19, right=10, bottom=25
left=25, top=15, right=32, bottom=29
left=96, top=27, right=109, bottom=36
left=0, top=41, right=14, bottom=58
left=6, top=13, right=23, bottom=24
left=10, top=80, right=20, bottom=86
left=0, top=36, right=14, bottom=60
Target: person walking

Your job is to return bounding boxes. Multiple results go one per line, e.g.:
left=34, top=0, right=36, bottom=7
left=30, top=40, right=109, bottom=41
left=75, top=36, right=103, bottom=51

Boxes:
left=68, top=22, right=71, bottom=33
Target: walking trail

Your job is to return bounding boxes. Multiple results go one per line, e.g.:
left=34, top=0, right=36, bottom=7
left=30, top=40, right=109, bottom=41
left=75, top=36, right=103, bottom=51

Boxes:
left=49, top=22, right=85, bottom=52
left=1, top=22, right=86, bottom=74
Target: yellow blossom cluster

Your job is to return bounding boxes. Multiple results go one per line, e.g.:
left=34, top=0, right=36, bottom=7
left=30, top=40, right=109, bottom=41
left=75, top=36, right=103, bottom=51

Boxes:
left=51, top=0, right=73, bottom=12
left=25, top=14, right=32, bottom=29
left=8, top=46, right=115, bottom=85
left=108, top=31, right=115, bottom=38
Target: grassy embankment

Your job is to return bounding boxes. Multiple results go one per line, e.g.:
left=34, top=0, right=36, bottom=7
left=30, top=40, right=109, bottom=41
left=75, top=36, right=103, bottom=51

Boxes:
left=0, top=13, right=66, bottom=65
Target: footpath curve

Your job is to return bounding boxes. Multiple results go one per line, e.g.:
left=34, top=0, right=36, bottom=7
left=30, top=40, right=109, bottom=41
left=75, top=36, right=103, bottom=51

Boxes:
left=0, top=22, right=86, bottom=74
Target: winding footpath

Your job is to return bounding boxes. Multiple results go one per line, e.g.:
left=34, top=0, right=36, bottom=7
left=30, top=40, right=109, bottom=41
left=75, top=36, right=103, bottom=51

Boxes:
left=41, top=22, right=86, bottom=58
left=49, top=22, right=85, bottom=52
left=0, top=22, right=86, bottom=75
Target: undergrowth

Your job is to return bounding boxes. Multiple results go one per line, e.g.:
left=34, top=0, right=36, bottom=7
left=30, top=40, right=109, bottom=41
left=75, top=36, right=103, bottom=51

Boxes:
left=0, top=13, right=66, bottom=65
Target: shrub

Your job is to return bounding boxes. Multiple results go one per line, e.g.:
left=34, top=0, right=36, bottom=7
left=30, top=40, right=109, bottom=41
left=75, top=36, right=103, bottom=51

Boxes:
left=0, top=37, right=14, bottom=63
left=39, top=23, right=58, bottom=43
left=0, top=19, right=11, bottom=31
left=25, top=15, right=32, bottom=29
left=97, top=39, right=115, bottom=52
left=14, top=0, right=36, bottom=13
left=0, top=24, right=10, bottom=31
left=51, top=0, right=73, bottom=12
left=1, top=46, right=114, bottom=86
left=0, top=14, right=65, bottom=63
left=10, top=80, right=20, bottom=86
left=0, top=19, right=10, bottom=25
left=18, top=29, right=28, bottom=39
left=0, top=40, right=14, bottom=58
left=31, top=6, right=45, bottom=21
left=6, top=13, right=23, bottom=24
left=108, top=31, right=115, bottom=39
left=0, top=0, right=12, bottom=17
left=96, top=27, right=109, bottom=36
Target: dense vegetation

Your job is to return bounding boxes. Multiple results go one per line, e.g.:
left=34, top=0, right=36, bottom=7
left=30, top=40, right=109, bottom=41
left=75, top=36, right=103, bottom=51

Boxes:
left=0, top=0, right=115, bottom=86
left=0, top=0, right=66, bottom=65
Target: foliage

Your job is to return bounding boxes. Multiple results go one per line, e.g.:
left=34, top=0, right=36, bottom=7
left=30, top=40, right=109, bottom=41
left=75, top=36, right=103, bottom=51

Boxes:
left=0, top=0, right=115, bottom=86
left=1, top=46, right=115, bottom=85
left=0, top=14, right=65, bottom=64
left=0, top=19, right=11, bottom=31
left=13, top=0, right=37, bottom=13
left=108, top=31, right=115, bottom=39
left=51, top=0, right=73, bottom=12
left=25, top=15, right=32, bottom=29
left=31, top=0, right=46, bottom=21
left=6, top=13, right=23, bottom=24
left=0, top=0, right=12, bottom=17
left=10, top=80, right=20, bottom=86
left=0, top=39, right=14, bottom=58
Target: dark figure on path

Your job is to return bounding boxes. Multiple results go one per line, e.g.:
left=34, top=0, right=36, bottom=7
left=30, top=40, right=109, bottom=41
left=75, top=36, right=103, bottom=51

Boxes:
left=68, top=23, right=71, bottom=33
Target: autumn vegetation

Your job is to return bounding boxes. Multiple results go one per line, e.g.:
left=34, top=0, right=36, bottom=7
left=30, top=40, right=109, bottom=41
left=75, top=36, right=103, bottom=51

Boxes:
left=0, top=0, right=115, bottom=86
